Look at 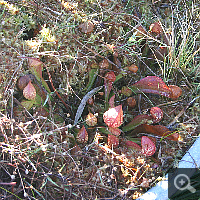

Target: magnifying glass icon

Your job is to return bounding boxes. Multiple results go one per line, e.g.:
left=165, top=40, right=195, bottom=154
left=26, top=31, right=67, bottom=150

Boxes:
left=174, top=174, right=196, bottom=193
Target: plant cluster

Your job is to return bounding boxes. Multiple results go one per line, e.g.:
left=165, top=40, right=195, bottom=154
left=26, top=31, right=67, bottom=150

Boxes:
left=0, top=0, right=200, bottom=199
